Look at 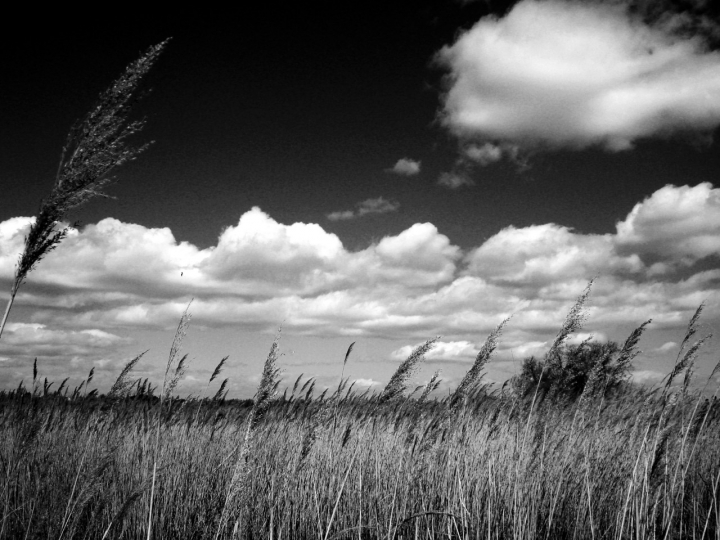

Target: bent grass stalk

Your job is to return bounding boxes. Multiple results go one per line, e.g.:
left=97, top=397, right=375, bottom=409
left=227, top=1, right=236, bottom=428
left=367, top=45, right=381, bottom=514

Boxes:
left=146, top=302, right=192, bottom=540
left=0, top=39, right=169, bottom=341
left=215, top=334, right=281, bottom=540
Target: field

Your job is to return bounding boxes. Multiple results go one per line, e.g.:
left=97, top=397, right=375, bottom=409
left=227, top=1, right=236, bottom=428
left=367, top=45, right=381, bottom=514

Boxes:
left=2, top=305, right=719, bottom=540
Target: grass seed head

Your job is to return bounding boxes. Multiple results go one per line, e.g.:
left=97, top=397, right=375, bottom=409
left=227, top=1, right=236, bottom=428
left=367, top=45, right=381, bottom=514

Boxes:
left=380, top=337, right=438, bottom=404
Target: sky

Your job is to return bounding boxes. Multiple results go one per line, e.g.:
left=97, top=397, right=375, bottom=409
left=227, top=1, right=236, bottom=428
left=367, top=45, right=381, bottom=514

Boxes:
left=1, top=0, right=719, bottom=398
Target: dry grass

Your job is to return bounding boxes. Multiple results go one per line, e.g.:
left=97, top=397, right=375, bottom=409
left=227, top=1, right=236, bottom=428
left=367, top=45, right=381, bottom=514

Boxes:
left=1, top=298, right=719, bottom=540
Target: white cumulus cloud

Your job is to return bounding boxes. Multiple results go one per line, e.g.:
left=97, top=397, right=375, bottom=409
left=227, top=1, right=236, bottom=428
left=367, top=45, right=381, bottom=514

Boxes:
left=465, top=223, right=643, bottom=286
left=464, top=143, right=504, bottom=165
left=615, top=182, right=720, bottom=265
left=438, top=0, right=720, bottom=151
left=388, top=158, right=421, bottom=176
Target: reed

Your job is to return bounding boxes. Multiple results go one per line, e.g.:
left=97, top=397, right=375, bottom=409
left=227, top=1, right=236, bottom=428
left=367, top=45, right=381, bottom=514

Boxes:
left=0, top=292, right=717, bottom=540
left=0, top=39, right=169, bottom=340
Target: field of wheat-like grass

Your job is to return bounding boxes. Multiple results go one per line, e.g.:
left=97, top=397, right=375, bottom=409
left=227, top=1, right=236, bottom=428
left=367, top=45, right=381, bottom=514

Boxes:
left=1, top=308, right=719, bottom=540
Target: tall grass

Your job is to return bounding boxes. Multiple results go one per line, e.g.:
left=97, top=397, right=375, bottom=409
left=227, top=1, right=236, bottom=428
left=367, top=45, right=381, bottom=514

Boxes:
left=1, top=297, right=718, bottom=539
left=0, top=39, right=169, bottom=339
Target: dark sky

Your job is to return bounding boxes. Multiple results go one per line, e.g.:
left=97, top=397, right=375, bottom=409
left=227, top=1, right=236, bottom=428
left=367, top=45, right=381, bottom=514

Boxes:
left=4, top=2, right=717, bottom=252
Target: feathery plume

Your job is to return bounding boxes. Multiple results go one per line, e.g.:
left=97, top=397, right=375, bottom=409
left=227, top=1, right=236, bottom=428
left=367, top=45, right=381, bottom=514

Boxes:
left=418, top=371, right=442, bottom=405
left=108, top=352, right=147, bottom=398
left=450, top=318, right=510, bottom=410
left=161, top=302, right=192, bottom=400
left=210, top=356, right=229, bottom=384
left=546, top=279, right=594, bottom=370
left=0, top=39, right=170, bottom=340
left=213, top=378, right=229, bottom=401
left=616, top=319, right=652, bottom=372
left=344, top=342, right=355, bottom=366
left=665, top=304, right=711, bottom=391
left=379, top=338, right=438, bottom=404
left=216, top=334, right=282, bottom=537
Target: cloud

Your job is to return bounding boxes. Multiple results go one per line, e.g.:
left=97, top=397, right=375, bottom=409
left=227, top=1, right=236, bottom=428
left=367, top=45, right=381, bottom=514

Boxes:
left=615, top=182, right=720, bottom=266
left=438, top=0, right=720, bottom=151
left=206, top=207, right=344, bottom=292
left=438, top=172, right=474, bottom=189
left=566, top=332, right=608, bottom=345
left=0, top=208, right=461, bottom=333
left=388, top=158, right=421, bottom=176
left=0, top=323, right=128, bottom=359
left=327, top=197, right=400, bottom=221
left=464, top=143, right=504, bottom=165
left=0, top=218, right=208, bottom=297
left=0, top=184, right=718, bottom=392
left=465, top=223, right=643, bottom=287
left=354, top=378, right=381, bottom=387
left=631, top=369, right=665, bottom=384
left=373, top=223, right=460, bottom=277
left=391, top=340, right=479, bottom=362
left=326, top=210, right=355, bottom=221
left=357, top=197, right=400, bottom=216
left=654, top=341, right=678, bottom=352
left=0, top=217, right=34, bottom=277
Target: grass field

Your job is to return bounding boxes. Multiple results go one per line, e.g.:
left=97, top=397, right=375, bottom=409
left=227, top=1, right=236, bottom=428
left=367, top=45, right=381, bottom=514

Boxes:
left=1, top=303, right=719, bottom=540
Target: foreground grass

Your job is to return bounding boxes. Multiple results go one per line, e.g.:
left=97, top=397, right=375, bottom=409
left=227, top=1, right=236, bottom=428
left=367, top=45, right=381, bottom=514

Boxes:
left=2, top=294, right=717, bottom=539
left=1, top=381, right=719, bottom=539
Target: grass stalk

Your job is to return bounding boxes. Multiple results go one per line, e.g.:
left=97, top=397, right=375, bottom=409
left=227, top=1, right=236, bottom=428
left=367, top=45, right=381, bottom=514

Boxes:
left=0, top=39, right=169, bottom=341
left=147, top=302, right=192, bottom=540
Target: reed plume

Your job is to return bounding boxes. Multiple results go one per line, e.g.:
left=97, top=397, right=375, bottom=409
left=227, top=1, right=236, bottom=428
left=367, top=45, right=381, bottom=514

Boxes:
left=216, top=335, right=281, bottom=539
left=0, top=39, right=169, bottom=340
left=449, top=317, right=509, bottom=411
left=379, top=338, right=438, bottom=404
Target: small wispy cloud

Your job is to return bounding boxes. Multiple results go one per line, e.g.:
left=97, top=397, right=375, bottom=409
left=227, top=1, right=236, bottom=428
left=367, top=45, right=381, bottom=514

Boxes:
left=438, top=172, right=474, bottom=189
left=387, top=158, right=421, bottom=176
left=327, top=197, right=400, bottom=221
left=354, top=378, right=381, bottom=387
left=326, top=210, right=355, bottom=221
left=654, top=341, right=678, bottom=353
left=464, top=143, right=504, bottom=166
left=391, top=340, right=479, bottom=362
left=631, top=369, right=665, bottom=384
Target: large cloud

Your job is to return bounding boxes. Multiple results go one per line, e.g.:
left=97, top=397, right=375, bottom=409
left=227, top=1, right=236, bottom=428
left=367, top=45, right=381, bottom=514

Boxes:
left=206, top=208, right=345, bottom=292
left=438, top=0, right=720, bottom=152
left=0, top=208, right=462, bottom=331
left=465, top=223, right=643, bottom=286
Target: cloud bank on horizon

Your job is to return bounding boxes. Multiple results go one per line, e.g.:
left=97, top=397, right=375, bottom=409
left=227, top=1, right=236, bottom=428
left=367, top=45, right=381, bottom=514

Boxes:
left=438, top=0, right=720, bottom=162
left=1, top=183, right=718, bottom=387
